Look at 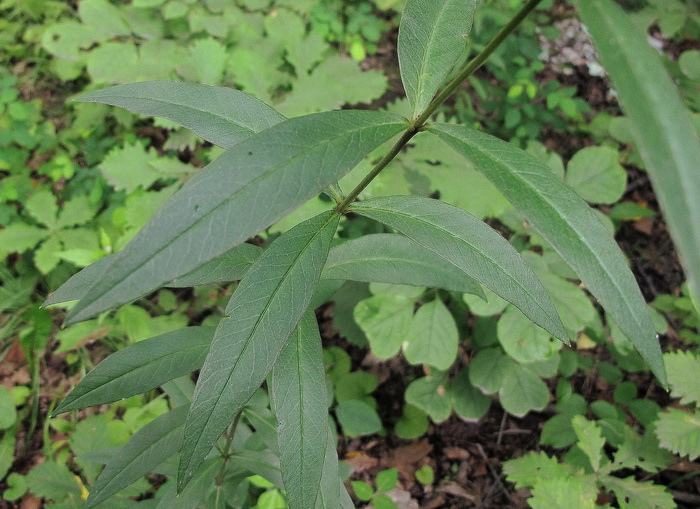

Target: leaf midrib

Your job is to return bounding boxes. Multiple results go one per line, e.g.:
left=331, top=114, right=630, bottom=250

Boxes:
left=435, top=127, right=646, bottom=336
left=75, top=119, right=400, bottom=321
left=352, top=203, right=561, bottom=335
left=183, top=214, right=336, bottom=480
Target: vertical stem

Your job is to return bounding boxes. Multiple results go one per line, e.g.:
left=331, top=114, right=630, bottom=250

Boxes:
left=214, top=412, right=242, bottom=508
left=336, top=0, right=544, bottom=214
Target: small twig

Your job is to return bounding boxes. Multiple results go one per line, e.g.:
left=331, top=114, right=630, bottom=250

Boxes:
left=496, top=412, right=507, bottom=446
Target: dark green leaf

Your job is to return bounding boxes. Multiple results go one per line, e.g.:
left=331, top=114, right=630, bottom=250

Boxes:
left=314, top=424, right=342, bottom=509
left=270, top=312, right=328, bottom=509
left=398, top=0, right=476, bottom=117
left=44, top=244, right=262, bottom=307
left=54, top=327, right=214, bottom=415
left=322, top=234, right=485, bottom=296
left=66, top=111, right=404, bottom=324
left=351, top=196, right=567, bottom=343
left=430, top=124, right=664, bottom=384
left=178, top=212, right=339, bottom=491
left=76, top=81, right=286, bottom=149
left=578, top=0, right=700, bottom=321
left=86, top=405, right=188, bottom=508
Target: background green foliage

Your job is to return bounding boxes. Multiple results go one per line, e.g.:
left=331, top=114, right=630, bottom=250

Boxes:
left=1, top=0, right=699, bottom=507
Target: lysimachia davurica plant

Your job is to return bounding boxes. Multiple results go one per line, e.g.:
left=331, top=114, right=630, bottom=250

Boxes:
left=46, top=0, right=685, bottom=506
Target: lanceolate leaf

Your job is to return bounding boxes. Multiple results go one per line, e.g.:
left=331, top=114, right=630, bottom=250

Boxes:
left=577, top=0, right=700, bottom=313
left=430, top=124, right=666, bottom=385
left=76, top=81, right=286, bottom=149
left=86, top=405, right=188, bottom=508
left=322, top=234, right=485, bottom=296
left=44, top=244, right=262, bottom=307
left=178, top=212, right=340, bottom=491
left=65, top=111, right=405, bottom=324
left=398, top=0, right=476, bottom=117
left=315, top=425, right=342, bottom=509
left=53, top=327, right=214, bottom=415
left=351, top=196, right=567, bottom=343
left=270, top=312, right=328, bottom=509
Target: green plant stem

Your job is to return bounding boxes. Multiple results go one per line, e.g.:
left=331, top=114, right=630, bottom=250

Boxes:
left=336, top=0, right=544, bottom=214
left=214, top=413, right=241, bottom=508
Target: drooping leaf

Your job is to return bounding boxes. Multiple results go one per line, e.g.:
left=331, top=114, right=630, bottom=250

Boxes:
left=430, top=124, right=665, bottom=385
left=66, top=111, right=404, bottom=325
left=398, top=0, right=476, bottom=117
left=178, top=212, right=339, bottom=491
left=270, top=312, right=328, bottom=509
left=322, top=234, right=485, bottom=296
left=76, top=81, right=286, bottom=149
left=44, top=243, right=261, bottom=307
left=86, top=405, right=188, bottom=508
left=53, top=327, right=214, bottom=415
left=578, top=0, right=700, bottom=316
left=351, top=196, right=567, bottom=343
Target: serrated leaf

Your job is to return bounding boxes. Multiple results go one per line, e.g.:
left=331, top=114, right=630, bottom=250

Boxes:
left=178, top=212, right=339, bottom=491
left=565, top=147, right=627, bottom=204
left=503, top=452, right=574, bottom=489
left=571, top=416, right=605, bottom=472
left=66, top=110, right=404, bottom=325
left=323, top=234, right=484, bottom=296
left=405, top=372, right=451, bottom=422
left=656, top=408, right=700, bottom=460
left=664, top=351, right=700, bottom=405
left=185, top=38, right=227, bottom=85
left=398, top=0, right=476, bottom=117
left=578, top=0, right=700, bottom=317
left=404, top=299, right=458, bottom=370
left=34, top=235, right=62, bottom=275
left=77, top=81, right=286, bottom=149
left=25, top=190, right=58, bottom=228
left=499, top=363, right=549, bottom=417
left=25, top=461, right=82, bottom=502
left=0, top=223, right=47, bottom=256
left=602, top=476, right=676, bottom=509
left=529, top=477, right=598, bottom=509
left=351, top=196, right=567, bottom=343
left=100, top=142, right=161, bottom=192
left=86, top=405, right=188, bottom=508
left=57, top=196, right=95, bottom=229
left=430, top=124, right=665, bottom=385
left=54, top=327, right=214, bottom=414
left=270, top=312, right=328, bottom=509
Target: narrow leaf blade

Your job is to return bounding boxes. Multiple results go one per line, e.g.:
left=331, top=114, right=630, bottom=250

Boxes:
left=351, top=196, right=567, bottom=342
left=66, top=111, right=405, bottom=324
left=577, top=0, right=700, bottom=313
left=86, top=405, right=188, bottom=508
left=322, top=233, right=485, bottom=296
left=270, top=312, right=328, bottom=509
left=398, top=0, right=476, bottom=117
left=178, top=211, right=340, bottom=491
left=44, top=244, right=262, bottom=307
left=76, top=81, right=286, bottom=149
left=54, top=327, right=214, bottom=414
left=430, top=124, right=665, bottom=385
